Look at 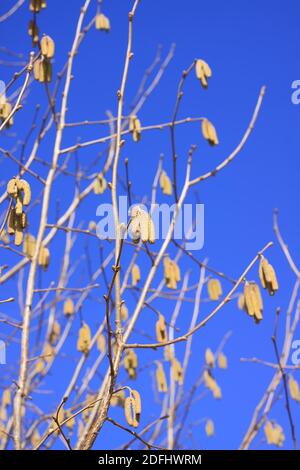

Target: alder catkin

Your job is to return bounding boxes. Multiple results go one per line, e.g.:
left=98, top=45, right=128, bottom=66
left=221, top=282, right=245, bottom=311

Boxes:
left=95, top=13, right=110, bottom=32
left=38, top=246, right=50, bottom=270
left=207, top=279, right=222, bottom=301
left=243, top=282, right=263, bottom=323
left=156, top=362, right=168, bottom=392
left=156, top=314, right=167, bottom=343
left=97, top=333, right=106, bottom=353
left=160, top=171, right=172, bottom=195
left=64, top=298, right=74, bottom=316
left=205, top=348, right=215, bottom=368
left=201, top=118, right=219, bottom=146
left=195, top=59, right=212, bottom=88
left=217, top=351, right=228, bottom=369
left=40, top=35, right=55, bottom=59
left=288, top=375, right=300, bottom=403
left=131, top=264, right=141, bottom=286
left=49, top=321, right=60, bottom=346
left=205, top=419, right=214, bottom=437
left=77, top=322, right=91, bottom=355
left=171, top=357, right=183, bottom=385
left=93, top=174, right=107, bottom=194
left=259, top=257, right=279, bottom=296
left=129, top=115, right=142, bottom=142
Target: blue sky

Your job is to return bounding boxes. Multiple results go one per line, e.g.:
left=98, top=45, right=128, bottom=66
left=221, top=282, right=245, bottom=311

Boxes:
left=1, top=0, right=300, bottom=450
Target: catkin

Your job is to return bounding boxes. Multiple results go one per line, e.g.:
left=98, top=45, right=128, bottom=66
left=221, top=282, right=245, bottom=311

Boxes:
left=130, top=206, right=155, bottom=244
left=38, top=245, right=50, bottom=270
left=28, top=20, right=39, bottom=45
left=264, top=421, right=285, bottom=447
left=2, top=389, right=11, bottom=408
left=124, top=396, right=135, bottom=427
left=124, top=390, right=141, bottom=428
left=49, top=321, right=60, bottom=345
left=205, top=419, right=214, bottom=437
left=217, top=351, right=228, bottom=369
left=95, top=13, right=110, bottom=32
left=156, top=362, right=168, bottom=392
left=129, top=115, right=142, bottom=142
left=64, top=298, right=74, bottom=316
left=93, top=174, right=107, bottom=194
left=259, top=257, right=279, bottom=296
left=203, top=370, right=222, bottom=399
left=7, top=208, right=16, bottom=235
left=30, top=0, right=42, bottom=12
left=201, top=118, right=219, bottom=146
left=160, top=171, right=172, bottom=195
left=77, top=322, right=91, bottom=355
left=205, top=348, right=215, bottom=368
left=41, top=35, right=55, bottom=59
left=207, top=279, right=222, bottom=301
left=164, top=256, right=181, bottom=290
left=288, top=375, right=300, bottom=403
left=156, top=314, right=167, bottom=343
left=195, top=59, right=212, bottom=88
left=0, top=101, right=13, bottom=127
left=171, top=357, right=183, bottom=385
left=131, top=264, right=141, bottom=286
left=124, top=349, right=138, bottom=379
left=243, top=282, right=263, bottom=323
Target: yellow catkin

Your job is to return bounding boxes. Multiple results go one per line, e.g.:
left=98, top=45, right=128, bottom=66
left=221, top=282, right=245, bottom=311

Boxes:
left=49, top=321, right=60, bottom=345
left=259, top=257, right=279, bottom=296
left=40, top=35, right=55, bottom=59
left=171, top=357, right=183, bottom=385
left=130, top=206, right=155, bottom=244
left=201, top=118, right=219, bottom=146
left=7, top=208, right=16, bottom=235
left=160, top=171, right=172, bottom=195
left=95, top=13, right=110, bottom=31
left=164, top=257, right=180, bottom=290
left=77, top=322, right=91, bottom=355
left=14, top=215, right=23, bottom=246
left=207, top=279, right=222, bottom=301
left=205, top=348, right=215, bottom=368
left=2, top=389, right=11, bottom=408
left=237, top=293, right=245, bottom=310
left=288, top=375, right=300, bottom=403
left=124, top=396, right=135, bottom=427
left=93, top=174, right=107, bottom=194
left=129, top=115, right=142, bottom=142
left=132, top=390, right=141, bottom=427
left=217, top=351, right=228, bottom=369
left=0, top=101, right=13, bottom=127
left=205, top=419, right=214, bottom=437
left=42, top=342, right=53, bottom=363
left=243, top=282, right=263, bottom=323
left=164, top=345, right=174, bottom=362
left=203, top=370, right=222, bottom=399
left=124, top=349, right=138, bottom=379
left=156, top=362, right=168, bottom=392
left=97, top=333, right=106, bottom=353
left=64, top=298, right=74, bottom=316
left=131, top=264, right=141, bottom=286
left=195, top=59, right=212, bottom=88
left=264, top=421, right=285, bottom=447
left=156, top=314, right=167, bottom=343
left=0, top=229, right=9, bottom=244
left=38, top=246, right=50, bottom=270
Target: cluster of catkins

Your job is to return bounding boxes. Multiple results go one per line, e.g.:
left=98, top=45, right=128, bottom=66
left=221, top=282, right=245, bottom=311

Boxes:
left=28, top=0, right=47, bottom=46
left=34, top=35, right=55, bottom=84
left=7, top=177, right=31, bottom=246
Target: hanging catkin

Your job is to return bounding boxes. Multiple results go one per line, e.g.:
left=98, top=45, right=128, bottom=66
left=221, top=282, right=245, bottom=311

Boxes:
left=264, top=420, right=285, bottom=447
left=23, top=233, right=36, bottom=258
left=49, top=321, right=60, bottom=346
left=160, top=170, right=172, bottom=195
left=195, top=59, right=212, bottom=88
left=130, top=206, right=155, bottom=244
left=288, top=375, right=300, bottom=403
left=77, top=322, right=91, bottom=355
left=217, top=351, right=228, bottom=369
left=259, top=257, right=279, bottom=296
left=93, top=174, right=107, bottom=194
left=156, top=314, right=167, bottom=343
left=205, top=419, right=214, bottom=437
left=205, top=348, right=215, bottom=368
left=64, top=298, right=74, bottom=316
left=124, top=349, right=138, bottom=379
left=129, top=115, right=142, bottom=142
left=171, top=357, right=183, bottom=385
left=124, top=390, right=141, bottom=428
left=38, top=245, right=50, bottom=270
left=201, top=118, right=219, bottom=146
left=164, top=256, right=181, bottom=290
left=156, top=361, right=168, bottom=392
left=203, top=370, right=222, bottom=399
left=95, top=13, right=110, bottom=31
left=97, top=333, right=106, bottom=353
left=131, top=264, right=141, bottom=286
left=207, top=279, right=222, bottom=301
left=243, top=281, right=263, bottom=323
left=40, top=35, right=55, bottom=59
